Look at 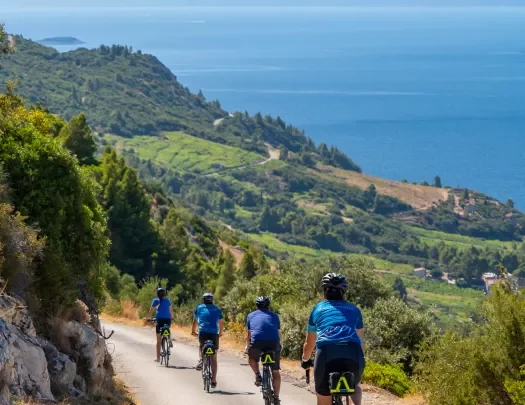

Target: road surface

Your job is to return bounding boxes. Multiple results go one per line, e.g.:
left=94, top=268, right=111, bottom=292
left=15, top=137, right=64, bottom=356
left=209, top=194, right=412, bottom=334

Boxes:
left=106, top=322, right=315, bottom=405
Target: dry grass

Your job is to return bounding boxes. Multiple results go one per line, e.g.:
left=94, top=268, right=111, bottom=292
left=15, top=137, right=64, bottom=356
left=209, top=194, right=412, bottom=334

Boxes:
left=100, top=313, right=145, bottom=328
left=14, top=377, right=137, bottom=405
left=311, top=165, right=448, bottom=210
left=120, top=300, right=138, bottom=321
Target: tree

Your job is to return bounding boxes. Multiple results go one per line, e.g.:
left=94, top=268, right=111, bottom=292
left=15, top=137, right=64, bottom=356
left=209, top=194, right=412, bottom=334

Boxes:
left=59, top=114, right=97, bottom=164
left=240, top=250, right=257, bottom=280
left=280, top=146, right=289, bottom=161
left=462, top=188, right=470, bottom=200
left=417, top=280, right=525, bottom=405
left=0, top=24, right=11, bottom=61
left=393, top=277, right=408, bottom=302
left=214, top=250, right=236, bottom=300
left=0, top=92, right=109, bottom=309
left=434, top=176, right=442, bottom=188
left=506, top=199, right=515, bottom=209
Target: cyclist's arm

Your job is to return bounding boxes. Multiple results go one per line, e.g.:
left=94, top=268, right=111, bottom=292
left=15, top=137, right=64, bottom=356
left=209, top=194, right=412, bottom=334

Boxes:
left=191, top=317, right=198, bottom=335
left=302, top=331, right=316, bottom=361
left=357, top=328, right=365, bottom=352
left=147, top=305, right=154, bottom=318
left=218, top=319, right=224, bottom=337
left=169, top=305, right=174, bottom=320
left=246, top=329, right=251, bottom=346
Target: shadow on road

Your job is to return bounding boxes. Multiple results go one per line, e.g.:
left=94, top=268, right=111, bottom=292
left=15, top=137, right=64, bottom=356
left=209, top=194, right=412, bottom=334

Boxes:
left=210, top=390, right=256, bottom=396
left=167, top=365, right=194, bottom=370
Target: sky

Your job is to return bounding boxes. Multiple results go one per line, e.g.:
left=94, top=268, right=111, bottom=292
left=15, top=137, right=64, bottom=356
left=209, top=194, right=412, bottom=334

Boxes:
left=7, top=0, right=525, bottom=7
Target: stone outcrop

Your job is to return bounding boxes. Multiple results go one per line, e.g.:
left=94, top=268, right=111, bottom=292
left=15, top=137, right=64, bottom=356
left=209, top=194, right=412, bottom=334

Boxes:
left=0, top=295, right=110, bottom=404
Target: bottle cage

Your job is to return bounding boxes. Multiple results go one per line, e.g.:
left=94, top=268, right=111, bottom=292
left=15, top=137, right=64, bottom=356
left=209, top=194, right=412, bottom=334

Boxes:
left=261, top=351, right=276, bottom=365
left=329, top=372, right=356, bottom=395
left=203, top=340, right=216, bottom=355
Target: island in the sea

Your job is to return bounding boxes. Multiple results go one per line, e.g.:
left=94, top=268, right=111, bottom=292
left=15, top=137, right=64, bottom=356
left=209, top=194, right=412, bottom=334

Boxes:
left=37, top=37, right=85, bottom=46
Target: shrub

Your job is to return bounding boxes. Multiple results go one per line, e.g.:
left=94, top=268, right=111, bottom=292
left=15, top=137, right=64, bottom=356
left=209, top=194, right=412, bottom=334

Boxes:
left=104, top=298, right=123, bottom=317
left=279, top=302, right=311, bottom=359
left=362, top=362, right=412, bottom=397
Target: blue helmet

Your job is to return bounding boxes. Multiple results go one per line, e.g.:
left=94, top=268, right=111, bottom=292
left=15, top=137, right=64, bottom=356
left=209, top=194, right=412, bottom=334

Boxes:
left=203, top=292, right=214, bottom=304
left=256, top=296, right=270, bottom=309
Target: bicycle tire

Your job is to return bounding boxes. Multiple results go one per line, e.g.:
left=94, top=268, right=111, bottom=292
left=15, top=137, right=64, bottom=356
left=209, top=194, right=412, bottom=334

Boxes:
left=161, top=337, right=169, bottom=367
left=202, top=355, right=211, bottom=392
left=262, top=365, right=274, bottom=405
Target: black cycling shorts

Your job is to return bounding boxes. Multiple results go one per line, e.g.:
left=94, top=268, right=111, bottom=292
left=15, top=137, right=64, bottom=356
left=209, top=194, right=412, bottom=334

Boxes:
left=199, top=333, right=220, bottom=351
left=314, top=342, right=365, bottom=396
left=248, top=340, right=281, bottom=371
left=156, top=318, right=171, bottom=334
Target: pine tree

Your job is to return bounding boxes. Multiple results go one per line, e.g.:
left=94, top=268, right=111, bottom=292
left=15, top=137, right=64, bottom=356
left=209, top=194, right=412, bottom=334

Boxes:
left=393, top=277, right=408, bottom=302
left=434, top=175, right=442, bottom=188
left=215, top=251, right=236, bottom=300
left=59, top=114, right=96, bottom=164
left=240, top=251, right=257, bottom=280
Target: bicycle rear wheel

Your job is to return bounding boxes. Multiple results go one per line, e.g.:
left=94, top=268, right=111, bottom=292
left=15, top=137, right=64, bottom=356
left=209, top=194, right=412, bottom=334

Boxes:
left=262, top=366, right=273, bottom=405
left=203, top=356, right=211, bottom=392
left=161, top=337, right=169, bottom=367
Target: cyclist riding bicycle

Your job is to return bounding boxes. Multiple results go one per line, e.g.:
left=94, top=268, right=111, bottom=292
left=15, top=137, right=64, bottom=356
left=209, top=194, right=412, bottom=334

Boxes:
left=146, top=287, right=174, bottom=363
left=191, top=292, right=224, bottom=389
left=301, top=273, right=365, bottom=405
left=246, top=296, right=282, bottom=405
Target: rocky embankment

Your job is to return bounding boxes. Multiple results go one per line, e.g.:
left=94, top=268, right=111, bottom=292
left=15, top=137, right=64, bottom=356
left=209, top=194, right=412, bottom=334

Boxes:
left=0, top=295, right=111, bottom=404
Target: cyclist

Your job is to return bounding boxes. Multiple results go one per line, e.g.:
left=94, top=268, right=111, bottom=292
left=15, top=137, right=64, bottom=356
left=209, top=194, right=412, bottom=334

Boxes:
left=301, top=273, right=365, bottom=405
left=246, top=296, right=282, bottom=405
left=191, top=292, right=224, bottom=388
left=146, top=287, right=174, bottom=363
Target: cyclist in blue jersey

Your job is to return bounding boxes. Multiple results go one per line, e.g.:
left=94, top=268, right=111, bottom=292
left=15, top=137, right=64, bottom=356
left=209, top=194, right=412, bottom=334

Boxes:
left=301, top=273, right=365, bottom=405
left=246, top=296, right=282, bottom=405
left=191, top=293, right=224, bottom=388
left=146, top=287, right=174, bottom=362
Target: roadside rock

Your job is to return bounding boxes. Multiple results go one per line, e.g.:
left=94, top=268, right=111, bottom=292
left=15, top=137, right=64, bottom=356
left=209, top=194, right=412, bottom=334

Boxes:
left=0, top=319, right=54, bottom=402
left=0, top=296, right=36, bottom=337
left=39, top=339, right=77, bottom=397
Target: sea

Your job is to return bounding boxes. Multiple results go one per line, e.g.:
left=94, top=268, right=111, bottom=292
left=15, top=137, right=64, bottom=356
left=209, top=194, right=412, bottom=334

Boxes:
left=3, top=6, right=525, bottom=207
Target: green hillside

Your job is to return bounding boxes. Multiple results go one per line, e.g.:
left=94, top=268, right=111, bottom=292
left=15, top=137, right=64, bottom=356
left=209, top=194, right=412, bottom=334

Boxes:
left=3, top=35, right=525, bottom=289
left=103, top=132, right=263, bottom=174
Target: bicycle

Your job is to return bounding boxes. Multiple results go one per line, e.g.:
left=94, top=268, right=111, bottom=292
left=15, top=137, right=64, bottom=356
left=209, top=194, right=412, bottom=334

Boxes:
left=260, top=350, right=276, bottom=405
left=306, top=368, right=356, bottom=405
left=148, top=318, right=171, bottom=367
left=201, top=340, right=215, bottom=393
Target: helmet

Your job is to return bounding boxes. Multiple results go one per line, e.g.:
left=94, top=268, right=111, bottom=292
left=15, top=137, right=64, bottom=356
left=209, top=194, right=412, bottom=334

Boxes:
left=157, top=287, right=166, bottom=297
left=256, top=296, right=270, bottom=309
left=321, top=273, right=348, bottom=291
left=203, top=292, right=214, bottom=304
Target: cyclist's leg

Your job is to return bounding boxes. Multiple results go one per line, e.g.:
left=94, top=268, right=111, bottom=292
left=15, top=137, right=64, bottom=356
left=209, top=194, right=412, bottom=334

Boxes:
left=247, top=341, right=263, bottom=385
left=155, top=321, right=162, bottom=361
left=314, top=345, right=332, bottom=405
left=271, top=342, right=282, bottom=399
left=211, top=335, right=219, bottom=384
left=350, top=385, right=362, bottom=405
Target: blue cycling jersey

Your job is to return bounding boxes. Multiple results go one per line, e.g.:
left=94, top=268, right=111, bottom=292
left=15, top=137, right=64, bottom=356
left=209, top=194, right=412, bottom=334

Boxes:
left=194, top=304, right=224, bottom=334
left=151, top=297, right=172, bottom=319
left=307, top=300, right=363, bottom=348
left=246, top=309, right=281, bottom=343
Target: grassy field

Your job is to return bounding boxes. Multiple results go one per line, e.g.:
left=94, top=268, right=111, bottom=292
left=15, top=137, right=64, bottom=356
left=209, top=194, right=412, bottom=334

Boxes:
left=310, top=165, right=448, bottom=210
left=408, top=226, right=517, bottom=250
left=103, top=132, right=263, bottom=174
left=246, top=232, right=413, bottom=274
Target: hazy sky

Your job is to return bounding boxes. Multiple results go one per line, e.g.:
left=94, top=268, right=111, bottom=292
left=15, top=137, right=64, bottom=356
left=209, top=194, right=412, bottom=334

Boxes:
left=8, top=0, right=525, bottom=7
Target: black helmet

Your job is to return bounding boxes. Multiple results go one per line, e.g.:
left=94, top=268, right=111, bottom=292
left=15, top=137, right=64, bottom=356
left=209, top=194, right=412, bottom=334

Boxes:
left=157, top=287, right=166, bottom=297
left=203, top=292, right=214, bottom=304
left=321, top=273, right=348, bottom=291
left=256, top=296, right=270, bottom=309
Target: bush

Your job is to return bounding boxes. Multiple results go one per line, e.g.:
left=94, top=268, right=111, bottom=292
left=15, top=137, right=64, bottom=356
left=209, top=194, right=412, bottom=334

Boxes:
left=362, top=362, right=412, bottom=397
left=104, top=298, right=123, bottom=317
left=279, top=302, right=311, bottom=359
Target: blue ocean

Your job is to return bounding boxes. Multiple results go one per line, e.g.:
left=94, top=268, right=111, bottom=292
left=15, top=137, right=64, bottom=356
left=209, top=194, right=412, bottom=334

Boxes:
left=4, top=7, right=525, bottom=206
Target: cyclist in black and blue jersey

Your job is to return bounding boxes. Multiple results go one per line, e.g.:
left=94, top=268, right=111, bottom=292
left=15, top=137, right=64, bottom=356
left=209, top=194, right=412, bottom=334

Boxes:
left=301, top=273, right=365, bottom=405
left=147, top=287, right=174, bottom=363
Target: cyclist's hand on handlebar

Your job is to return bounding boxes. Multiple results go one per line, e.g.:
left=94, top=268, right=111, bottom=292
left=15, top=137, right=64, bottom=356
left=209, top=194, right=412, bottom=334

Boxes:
left=301, top=359, right=314, bottom=369
left=191, top=331, right=198, bottom=336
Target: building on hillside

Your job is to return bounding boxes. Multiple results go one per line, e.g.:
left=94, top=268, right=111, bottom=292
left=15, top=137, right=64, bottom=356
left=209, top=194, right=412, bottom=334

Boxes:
left=482, top=272, right=500, bottom=294
left=464, top=203, right=476, bottom=216
left=505, top=213, right=517, bottom=226
left=414, top=267, right=428, bottom=278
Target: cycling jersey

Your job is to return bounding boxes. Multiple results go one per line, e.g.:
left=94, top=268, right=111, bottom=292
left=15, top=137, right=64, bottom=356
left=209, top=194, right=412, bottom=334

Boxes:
left=307, top=300, right=363, bottom=348
left=151, top=297, right=172, bottom=319
left=194, top=304, right=224, bottom=334
left=246, top=309, right=280, bottom=342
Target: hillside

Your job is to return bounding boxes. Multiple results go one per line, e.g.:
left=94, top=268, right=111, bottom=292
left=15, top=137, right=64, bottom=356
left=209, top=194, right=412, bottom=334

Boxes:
left=3, top=36, right=525, bottom=294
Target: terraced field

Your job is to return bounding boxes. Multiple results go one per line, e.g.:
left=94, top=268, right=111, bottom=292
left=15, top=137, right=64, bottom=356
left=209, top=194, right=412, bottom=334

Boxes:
left=103, top=132, right=263, bottom=174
